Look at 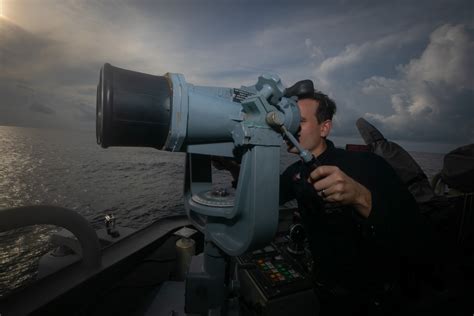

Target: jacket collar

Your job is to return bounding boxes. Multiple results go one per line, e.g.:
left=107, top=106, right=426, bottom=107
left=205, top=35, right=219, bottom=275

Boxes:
left=316, top=139, right=335, bottom=164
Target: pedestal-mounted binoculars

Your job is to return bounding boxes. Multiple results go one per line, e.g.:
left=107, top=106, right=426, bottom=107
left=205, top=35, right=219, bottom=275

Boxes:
left=96, top=63, right=302, bottom=255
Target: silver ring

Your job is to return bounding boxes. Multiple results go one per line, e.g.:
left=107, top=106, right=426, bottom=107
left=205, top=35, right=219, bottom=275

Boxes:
left=321, top=189, right=326, bottom=198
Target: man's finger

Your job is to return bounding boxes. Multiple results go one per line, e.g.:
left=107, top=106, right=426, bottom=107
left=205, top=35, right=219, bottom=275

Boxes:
left=313, top=173, right=339, bottom=192
left=309, top=165, right=339, bottom=182
left=322, top=190, right=346, bottom=203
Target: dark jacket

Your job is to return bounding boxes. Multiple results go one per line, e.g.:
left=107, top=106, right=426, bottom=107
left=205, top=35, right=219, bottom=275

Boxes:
left=280, top=140, right=436, bottom=293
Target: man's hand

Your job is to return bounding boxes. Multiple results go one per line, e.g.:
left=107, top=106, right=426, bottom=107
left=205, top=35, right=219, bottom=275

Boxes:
left=308, top=166, right=372, bottom=218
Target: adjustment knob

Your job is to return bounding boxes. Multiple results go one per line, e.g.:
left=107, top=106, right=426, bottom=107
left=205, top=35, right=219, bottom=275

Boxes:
left=287, top=223, right=306, bottom=255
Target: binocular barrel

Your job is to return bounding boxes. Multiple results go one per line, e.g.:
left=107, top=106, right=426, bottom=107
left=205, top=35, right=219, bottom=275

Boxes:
left=96, top=63, right=172, bottom=149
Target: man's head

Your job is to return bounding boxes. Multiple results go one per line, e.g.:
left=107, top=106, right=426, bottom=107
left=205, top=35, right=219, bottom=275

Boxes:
left=284, top=80, right=337, bottom=156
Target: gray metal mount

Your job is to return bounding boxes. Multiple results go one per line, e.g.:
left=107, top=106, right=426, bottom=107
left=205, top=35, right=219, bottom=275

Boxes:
left=182, top=74, right=299, bottom=315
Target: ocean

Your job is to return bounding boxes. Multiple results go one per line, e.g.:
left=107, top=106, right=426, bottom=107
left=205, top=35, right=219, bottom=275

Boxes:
left=0, top=125, right=445, bottom=297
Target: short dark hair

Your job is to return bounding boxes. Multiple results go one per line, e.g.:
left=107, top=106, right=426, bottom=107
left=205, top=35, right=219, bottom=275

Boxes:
left=313, top=92, right=337, bottom=124
left=284, top=79, right=337, bottom=123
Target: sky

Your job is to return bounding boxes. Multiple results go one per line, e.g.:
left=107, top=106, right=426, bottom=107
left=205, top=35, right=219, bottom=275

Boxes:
left=0, top=0, right=472, bottom=153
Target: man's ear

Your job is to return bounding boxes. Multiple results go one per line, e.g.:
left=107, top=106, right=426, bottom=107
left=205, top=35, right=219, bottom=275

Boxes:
left=320, top=120, right=332, bottom=138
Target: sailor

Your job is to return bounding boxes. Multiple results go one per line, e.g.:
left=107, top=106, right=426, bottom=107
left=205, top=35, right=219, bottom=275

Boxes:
left=280, top=80, right=437, bottom=315
left=214, top=80, right=438, bottom=315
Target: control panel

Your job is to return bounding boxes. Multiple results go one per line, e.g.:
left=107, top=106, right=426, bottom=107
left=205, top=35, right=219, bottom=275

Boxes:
left=237, top=240, right=312, bottom=299
left=236, top=231, right=319, bottom=315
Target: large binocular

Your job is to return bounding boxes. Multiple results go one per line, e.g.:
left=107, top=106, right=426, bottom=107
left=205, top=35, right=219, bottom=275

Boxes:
left=96, top=63, right=302, bottom=257
left=96, top=63, right=301, bottom=152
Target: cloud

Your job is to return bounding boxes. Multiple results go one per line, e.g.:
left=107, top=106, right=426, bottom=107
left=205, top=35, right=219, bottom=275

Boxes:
left=1, top=0, right=472, bottom=151
left=29, top=102, right=55, bottom=115
left=404, top=24, right=474, bottom=89
left=73, top=103, right=95, bottom=122
left=305, top=38, right=325, bottom=64
left=361, top=76, right=400, bottom=95
left=313, top=26, right=425, bottom=89
left=362, top=24, right=474, bottom=143
left=0, top=19, right=63, bottom=81
left=303, top=21, right=473, bottom=148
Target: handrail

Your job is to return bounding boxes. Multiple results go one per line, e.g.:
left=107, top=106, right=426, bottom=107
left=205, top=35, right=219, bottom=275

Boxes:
left=0, top=205, right=101, bottom=268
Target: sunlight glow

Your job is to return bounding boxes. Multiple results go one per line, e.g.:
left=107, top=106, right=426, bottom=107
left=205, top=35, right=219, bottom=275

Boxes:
left=0, top=0, right=3, bottom=17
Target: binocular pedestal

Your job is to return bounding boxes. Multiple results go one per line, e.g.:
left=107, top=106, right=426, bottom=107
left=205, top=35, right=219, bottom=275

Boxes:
left=185, top=241, right=236, bottom=315
left=145, top=240, right=238, bottom=316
